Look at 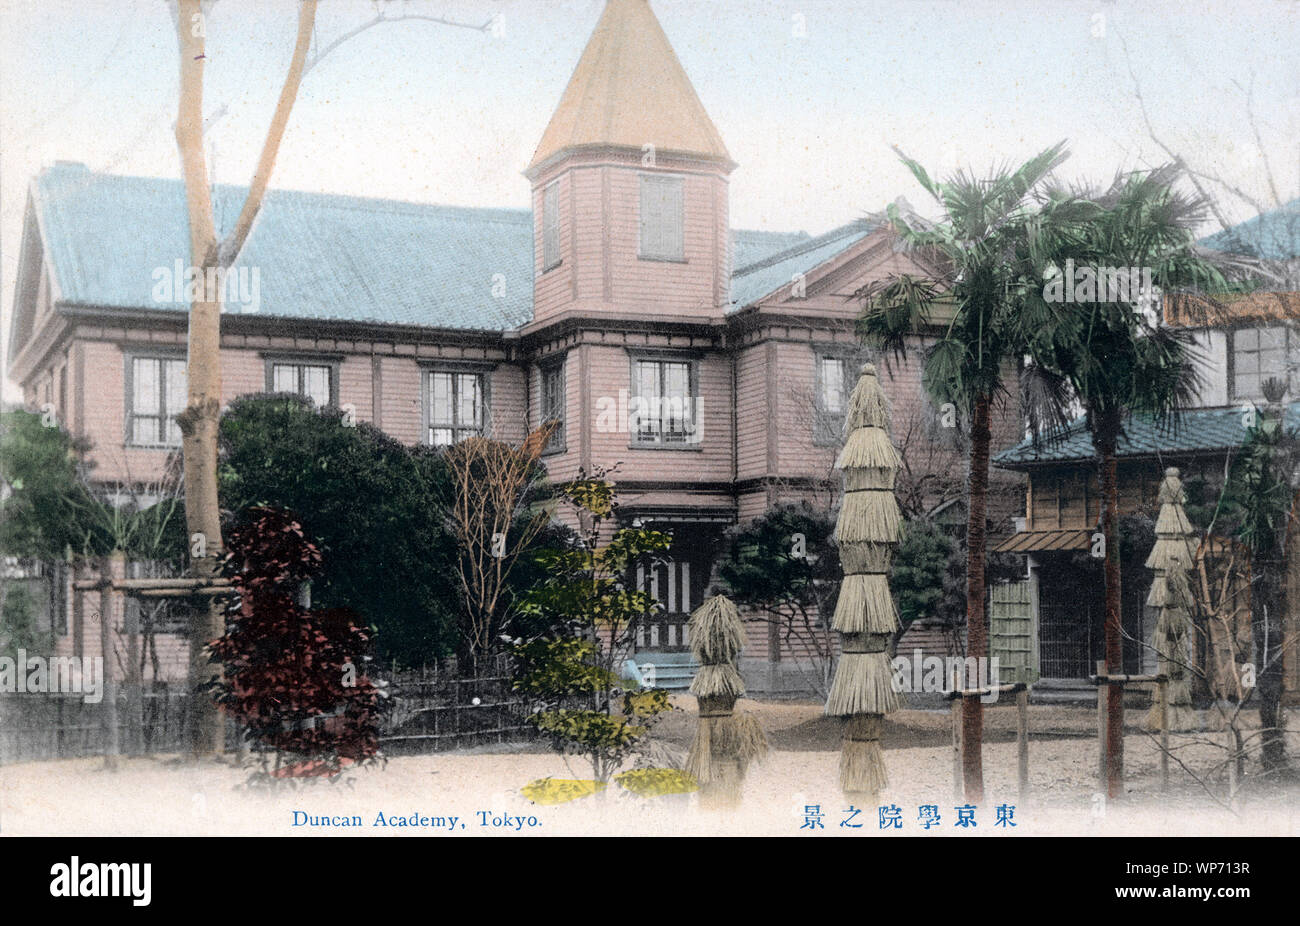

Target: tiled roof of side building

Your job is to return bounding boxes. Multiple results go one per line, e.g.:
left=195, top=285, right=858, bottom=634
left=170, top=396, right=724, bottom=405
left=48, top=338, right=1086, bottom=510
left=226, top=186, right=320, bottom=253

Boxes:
left=30, top=164, right=854, bottom=331
left=994, top=403, right=1300, bottom=469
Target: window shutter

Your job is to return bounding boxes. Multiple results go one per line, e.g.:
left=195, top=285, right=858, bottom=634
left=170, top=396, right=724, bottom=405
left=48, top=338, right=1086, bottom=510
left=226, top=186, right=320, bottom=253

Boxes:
left=662, top=177, right=683, bottom=260
left=640, top=177, right=661, bottom=258
left=543, top=182, right=560, bottom=269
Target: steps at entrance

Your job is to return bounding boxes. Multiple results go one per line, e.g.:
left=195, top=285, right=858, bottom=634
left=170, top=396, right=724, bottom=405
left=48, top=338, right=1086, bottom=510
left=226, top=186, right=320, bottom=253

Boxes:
left=624, top=651, right=699, bottom=691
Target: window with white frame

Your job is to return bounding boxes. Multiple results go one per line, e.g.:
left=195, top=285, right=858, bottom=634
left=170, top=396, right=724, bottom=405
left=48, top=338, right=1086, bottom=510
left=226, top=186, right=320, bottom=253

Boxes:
left=270, top=361, right=333, bottom=407
left=630, top=357, right=696, bottom=445
left=638, top=174, right=684, bottom=261
left=540, top=362, right=565, bottom=453
left=1232, top=324, right=1299, bottom=400
left=813, top=353, right=854, bottom=445
left=542, top=181, right=561, bottom=271
left=128, top=356, right=186, bottom=447
left=427, top=370, right=486, bottom=447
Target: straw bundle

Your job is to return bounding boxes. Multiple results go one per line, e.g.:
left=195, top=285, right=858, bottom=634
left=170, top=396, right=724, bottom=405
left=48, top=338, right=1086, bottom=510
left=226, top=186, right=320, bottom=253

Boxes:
left=690, top=664, right=745, bottom=700
left=843, top=467, right=897, bottom=492
left=825, top=633, right=900, bottom=715
left=834, top=490, right=902, bottom=544
left=1144, top=468, right=1198, bottom=732
left=832, top=575, right=898, bottom=633
left=686, top=594, right=769, bottom=808
left=835, top=428, right=901, bottom=471
left=839, top=541, right=895, bottom=574
left=844, top=372, right=890, bottom=431
left=824, top=363, right=901, bottom=803
left=840, top=714, right=887, bottom=802
left=688, top=595, right=745, bottom=665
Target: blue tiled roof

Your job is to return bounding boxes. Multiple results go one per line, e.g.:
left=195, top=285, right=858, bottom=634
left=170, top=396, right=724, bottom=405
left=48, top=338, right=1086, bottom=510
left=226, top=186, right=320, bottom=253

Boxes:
left=36, top=163, right=536, bottom=331
left=994, top=403, right=1300, bottom=468
left=1199, top=198, right=1300, bottom=261
left=32, top=163, right=858, bottom=332
left=729, top=218, right=877, bottom=311
left=732, top=228, right=812, bottom=273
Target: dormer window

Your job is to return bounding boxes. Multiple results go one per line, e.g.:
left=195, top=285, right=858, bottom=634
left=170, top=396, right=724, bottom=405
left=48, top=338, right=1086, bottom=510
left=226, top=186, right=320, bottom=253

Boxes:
left=542, top=180, right=561, bottom=271
left=639, top=174, right=684, bottom=262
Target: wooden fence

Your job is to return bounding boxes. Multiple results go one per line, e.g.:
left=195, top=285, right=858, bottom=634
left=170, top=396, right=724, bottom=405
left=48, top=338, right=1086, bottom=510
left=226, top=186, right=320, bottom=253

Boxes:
left=0, top=688, right=221, bottom=764
left=379, top=656, right=544, bottom=754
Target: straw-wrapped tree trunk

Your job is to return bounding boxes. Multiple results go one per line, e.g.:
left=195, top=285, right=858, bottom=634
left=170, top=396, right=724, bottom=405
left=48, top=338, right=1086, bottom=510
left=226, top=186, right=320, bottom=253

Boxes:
left=685, top=594, right=768, bottom=808
left=824, top=363, right=902, bottom=803
left=1145, top=468, right=1198, bottom=732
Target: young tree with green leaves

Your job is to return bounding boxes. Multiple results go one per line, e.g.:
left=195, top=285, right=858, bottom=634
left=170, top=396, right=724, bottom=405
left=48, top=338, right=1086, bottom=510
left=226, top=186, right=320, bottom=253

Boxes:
left=511, top=471, right=673, bottom=783
left=854, top=142, right=1071, bottom=801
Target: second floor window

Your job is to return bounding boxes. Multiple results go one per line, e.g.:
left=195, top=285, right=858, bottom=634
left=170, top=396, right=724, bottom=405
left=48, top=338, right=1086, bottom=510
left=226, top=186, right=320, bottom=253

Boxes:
left=270, top=361, right=332, bottom=407
left=639, top=174, right=684, bottom=261
left=541, top=363, right=565, bottom=453
left=428, top=370, right=485, bottom=447
left=631, top=358, right=696, bottom=445
left=542, top=181, right=561, bottom=271
left=1232, top=325, right=1298, bottom=400
left=814, top=354, right=853, bottom=445
left=129, top=356, right=186, bottom=447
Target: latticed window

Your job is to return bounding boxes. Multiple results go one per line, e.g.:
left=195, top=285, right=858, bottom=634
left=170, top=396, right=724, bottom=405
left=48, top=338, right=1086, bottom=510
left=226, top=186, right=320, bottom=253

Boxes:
left=128, top=356, right=186, bottom=447
left=1232, top=324, right=1298, bottom=400
left=270, top=361, right=332, bottom=407
left=630, top=358, right=695, bottom=445
left=427, top=371, right=485, bottom=447
left=541, top=363, right=565, bottom=453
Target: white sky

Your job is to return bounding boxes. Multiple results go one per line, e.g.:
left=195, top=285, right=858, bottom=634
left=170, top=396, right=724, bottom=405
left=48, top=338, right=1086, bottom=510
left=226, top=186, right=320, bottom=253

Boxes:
left=2, top=0, right=1298, bottom=402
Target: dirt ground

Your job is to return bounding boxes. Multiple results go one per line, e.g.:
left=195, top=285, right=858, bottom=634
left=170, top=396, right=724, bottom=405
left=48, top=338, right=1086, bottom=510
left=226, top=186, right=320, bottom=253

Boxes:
left=3, top=697, right=1297, bottom=837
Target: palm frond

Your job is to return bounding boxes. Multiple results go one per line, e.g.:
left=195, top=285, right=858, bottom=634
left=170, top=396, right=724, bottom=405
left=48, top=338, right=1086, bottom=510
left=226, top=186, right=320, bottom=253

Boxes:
left=1020, top=362, right=1076, bottom=447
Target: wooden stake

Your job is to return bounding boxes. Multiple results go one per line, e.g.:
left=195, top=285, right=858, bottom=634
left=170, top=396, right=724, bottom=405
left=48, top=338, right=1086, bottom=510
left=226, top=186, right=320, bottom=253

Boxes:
left=1157, top=677, right=1169, bottom=791
left=1096, top=659, right=1107, bottom=794
left=1017, top=687, right=1029, bottom=802
left=951, top=665, right=962, bottom=802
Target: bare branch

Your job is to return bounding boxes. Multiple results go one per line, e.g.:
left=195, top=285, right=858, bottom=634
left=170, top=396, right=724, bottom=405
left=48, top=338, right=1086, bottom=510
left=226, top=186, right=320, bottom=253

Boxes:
left=303, top=10, right=492, bottom=76
left=217, top=0, right=319, bottom=268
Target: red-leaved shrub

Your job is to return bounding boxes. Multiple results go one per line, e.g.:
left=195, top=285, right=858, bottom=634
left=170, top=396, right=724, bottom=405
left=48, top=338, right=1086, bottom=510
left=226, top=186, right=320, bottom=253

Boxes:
left=209, top=507, right=385, bottom=780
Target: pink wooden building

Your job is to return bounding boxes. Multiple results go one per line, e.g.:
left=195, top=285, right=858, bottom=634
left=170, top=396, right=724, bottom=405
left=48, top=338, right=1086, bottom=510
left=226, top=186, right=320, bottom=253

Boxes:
left=8, top=0, right=1022, bottom=692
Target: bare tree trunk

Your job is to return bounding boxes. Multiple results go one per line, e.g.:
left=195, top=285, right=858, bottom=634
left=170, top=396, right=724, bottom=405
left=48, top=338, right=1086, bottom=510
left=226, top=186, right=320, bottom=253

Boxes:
left=1254, top=549, right=1286, bottom=770
left=1096, top=413, right=1125, bottom=799
left=174, top=0, right=225, bottom=757
left=171, top=0, right=318, bottom=756
left=961, top=393, right=991, bottom=803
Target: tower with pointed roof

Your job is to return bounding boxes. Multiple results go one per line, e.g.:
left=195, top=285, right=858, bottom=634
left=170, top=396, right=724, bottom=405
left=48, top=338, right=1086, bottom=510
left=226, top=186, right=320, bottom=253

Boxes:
left=524, top=0, right=735, bottom=325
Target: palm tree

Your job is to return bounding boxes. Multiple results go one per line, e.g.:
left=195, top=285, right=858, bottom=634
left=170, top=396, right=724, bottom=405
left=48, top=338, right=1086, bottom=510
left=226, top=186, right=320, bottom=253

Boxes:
left=854, top=142, right=1070, bottom=802
left=1225, top=377, right=1293, bottom=774
left=1028, top=165, right=1229, bottom=798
